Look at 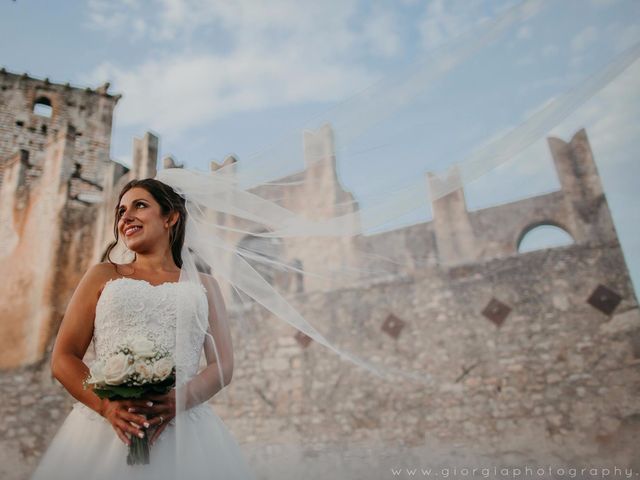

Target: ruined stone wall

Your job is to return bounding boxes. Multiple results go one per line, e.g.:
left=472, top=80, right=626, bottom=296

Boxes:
left=424, top=129, right=619, bottom=267
left=219, top=238, right=639, bottom=470
left=355, top=220, right=439, bottom=275
left=211, top=128, right=638, bottom=469
left=0, top=126, right=100, bottom=368
left=204, top=124, right=366, bottom=299
left=0, top=69, right=121, bottom=370
left=0, top=68, right=120, bottom=200
left=210, top=127, right=622, bottom=306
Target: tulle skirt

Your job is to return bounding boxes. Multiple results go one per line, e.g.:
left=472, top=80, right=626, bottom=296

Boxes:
left=30, top=401, right=257, bottom=480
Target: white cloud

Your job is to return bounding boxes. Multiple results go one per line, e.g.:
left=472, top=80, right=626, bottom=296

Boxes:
left=418, top=0, right=515, bottom=51
left=419, top=0, right=476, bottom=51
left=609, top=23, right=640, bottom=53
left=131, top=18, right=147, bottom=38
left=569, top=54, right=585, bottom=69
left=570, top=61, right=640, bottom=164
left=86, top=0, right=127, bottom=32
left=569, top=25, right=600, bottom=68
left=517, top=25, right=532, bottom=40
left=87, top=0, right=365, bottom=53
left=361, top=5, right=401, bottom=58
left=83, top=50, right=372, bottom=135
left=83, top=0, right=410, bottom=134
left=86, top=0, right=142, bottom=33
left=571, top=26, right=599, bottom=52
left=515, top=55, right=534, bottom=66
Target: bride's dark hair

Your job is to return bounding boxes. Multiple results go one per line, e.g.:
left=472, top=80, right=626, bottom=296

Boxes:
left=102, top=178, right=187, bottom=269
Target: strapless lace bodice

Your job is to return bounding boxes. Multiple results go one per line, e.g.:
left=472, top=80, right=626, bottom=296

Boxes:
left=93, top=277, right=209, bottom=382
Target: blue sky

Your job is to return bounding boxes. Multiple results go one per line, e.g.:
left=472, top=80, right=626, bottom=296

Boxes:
left=1, top=0, right=639, bottom=299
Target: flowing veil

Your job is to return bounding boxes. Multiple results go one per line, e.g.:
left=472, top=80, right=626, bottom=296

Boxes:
left=144, top=0, right=639, bottom=477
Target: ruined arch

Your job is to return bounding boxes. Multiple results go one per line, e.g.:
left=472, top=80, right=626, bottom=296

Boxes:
left=516, top=220, right=574, bottom=254
left=33, top=96, right=53, bottom=118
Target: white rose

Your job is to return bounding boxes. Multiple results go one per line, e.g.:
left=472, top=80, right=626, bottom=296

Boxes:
left=153, top=357, right=174, bottom=381
left=129, top=337, right=156, bottom=358
left=104, top=353, right=134, bottom=385
left=87, top=360, right=106, bottom=385
left=134, top=360, right=154, bottom=382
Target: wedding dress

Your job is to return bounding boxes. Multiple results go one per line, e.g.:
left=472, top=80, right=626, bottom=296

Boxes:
left=30, top=277, right=257, bottom=480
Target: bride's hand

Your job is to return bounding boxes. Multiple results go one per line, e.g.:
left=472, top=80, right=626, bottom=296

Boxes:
left=128, top=389, right=177, bottom=445
left=100, top=398, right=152, bottom=446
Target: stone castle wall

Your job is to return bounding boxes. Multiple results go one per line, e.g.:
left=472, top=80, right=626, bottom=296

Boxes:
left=0, top=126, right=100, bottom=368
left=0, top=69, right=120, bottom=369
left=221, top=240, right=639, bottom=470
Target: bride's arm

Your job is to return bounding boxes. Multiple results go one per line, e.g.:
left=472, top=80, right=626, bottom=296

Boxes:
left=51, top=263, right=149, bottom=445
left=50, top=263, right=108, bottom=415
left=182, top=273, right=234, bottom=410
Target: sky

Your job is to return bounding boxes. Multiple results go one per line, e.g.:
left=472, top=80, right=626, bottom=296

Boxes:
left=1, top=0, right=639, bottom=299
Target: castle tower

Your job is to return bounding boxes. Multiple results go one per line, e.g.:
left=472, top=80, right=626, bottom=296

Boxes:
left=131, top=131, right=159, bottom=180
left=0, top=68, right=121, bottom=199
left=547, top=128, right=620, bottom=246
left=427, top=166, right=479, bottom=266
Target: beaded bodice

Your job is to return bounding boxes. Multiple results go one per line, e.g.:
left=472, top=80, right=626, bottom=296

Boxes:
left=93, top=277, right=209, bottom=381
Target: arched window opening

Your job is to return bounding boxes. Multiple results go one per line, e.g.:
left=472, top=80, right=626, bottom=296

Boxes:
left=517, top=223, right=574, bottom=254
left=33, top=97, right=53, bottom=118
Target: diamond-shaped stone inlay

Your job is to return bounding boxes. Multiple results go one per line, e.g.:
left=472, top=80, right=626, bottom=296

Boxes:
left=482, top=297, right=511, bottom=327
left=381, top=313, right=405, bottom=339
left=587, top=284, right=622, bottom=315
left=294, top=330, right=312, bottom=348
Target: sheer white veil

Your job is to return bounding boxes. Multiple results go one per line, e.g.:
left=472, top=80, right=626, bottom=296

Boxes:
left=150, top=0, right=639, bottom=476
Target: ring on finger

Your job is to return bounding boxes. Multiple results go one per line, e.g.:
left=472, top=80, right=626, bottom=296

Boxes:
left=159, top=415, right=164, bottom=425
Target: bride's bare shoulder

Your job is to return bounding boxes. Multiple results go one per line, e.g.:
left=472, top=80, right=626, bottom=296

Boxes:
left=85, top=262, right=124, bottom=278
left=82, top=262, right=129, bottom=295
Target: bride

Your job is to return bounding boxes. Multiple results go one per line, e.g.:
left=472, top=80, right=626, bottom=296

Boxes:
left=30, top=178, right=257, bottom=479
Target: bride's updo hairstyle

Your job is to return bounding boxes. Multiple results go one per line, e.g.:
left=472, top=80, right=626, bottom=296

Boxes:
left=103, top=178, right=187, bottom=269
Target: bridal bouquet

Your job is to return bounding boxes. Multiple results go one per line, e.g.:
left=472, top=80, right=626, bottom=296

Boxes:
left=83, top=336, right=175, bottom=465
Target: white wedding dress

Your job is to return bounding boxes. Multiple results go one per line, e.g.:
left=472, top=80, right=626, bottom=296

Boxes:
left=30, top=277, right=257, bottom=480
